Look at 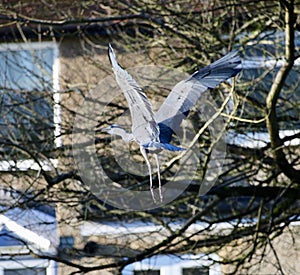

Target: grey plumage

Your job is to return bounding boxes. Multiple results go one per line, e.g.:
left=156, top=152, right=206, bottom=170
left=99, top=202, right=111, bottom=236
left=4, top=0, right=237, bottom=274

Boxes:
left=104, top=44, right=242, bottom=203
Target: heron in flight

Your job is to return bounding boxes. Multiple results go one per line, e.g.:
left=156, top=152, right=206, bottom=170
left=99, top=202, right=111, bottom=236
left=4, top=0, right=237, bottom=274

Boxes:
left=103, top=44, right=241, bottom=202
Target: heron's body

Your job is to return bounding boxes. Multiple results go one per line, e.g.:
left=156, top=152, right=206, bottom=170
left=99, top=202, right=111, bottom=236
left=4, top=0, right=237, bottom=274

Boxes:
left=104, top=44, right=241, bottom=202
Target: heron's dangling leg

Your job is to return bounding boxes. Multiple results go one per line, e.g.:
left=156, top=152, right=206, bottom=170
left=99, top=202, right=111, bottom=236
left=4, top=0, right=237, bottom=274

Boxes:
left=140, top=146, right=156, bottom=202
left=154, top=153, right=162, bottom=202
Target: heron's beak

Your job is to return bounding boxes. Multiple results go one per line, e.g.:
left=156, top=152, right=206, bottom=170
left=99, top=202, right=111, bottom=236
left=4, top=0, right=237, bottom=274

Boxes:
left=100, top=126, right=110, bottom=133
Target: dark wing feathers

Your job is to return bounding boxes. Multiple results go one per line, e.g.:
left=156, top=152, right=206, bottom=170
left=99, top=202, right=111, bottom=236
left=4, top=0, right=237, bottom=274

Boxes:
left=191, top=50, right=241, bottom=88
left=155, top=51, right=241, bottom=143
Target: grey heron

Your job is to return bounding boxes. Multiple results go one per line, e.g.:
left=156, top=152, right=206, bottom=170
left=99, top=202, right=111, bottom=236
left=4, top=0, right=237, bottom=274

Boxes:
left=103, top=44, right=241, bottom=202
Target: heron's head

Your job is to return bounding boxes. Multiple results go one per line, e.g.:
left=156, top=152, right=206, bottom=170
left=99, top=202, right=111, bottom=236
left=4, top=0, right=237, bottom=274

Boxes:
left=101, top=124, right=134, bottom=142
left=101, top=124, right=122, bottom=135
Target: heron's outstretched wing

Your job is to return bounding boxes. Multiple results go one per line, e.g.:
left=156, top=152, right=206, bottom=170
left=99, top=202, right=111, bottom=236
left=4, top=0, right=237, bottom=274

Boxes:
left=108, top=44, right=159, bottom=146
left=155, top=51, right=241, bottom=143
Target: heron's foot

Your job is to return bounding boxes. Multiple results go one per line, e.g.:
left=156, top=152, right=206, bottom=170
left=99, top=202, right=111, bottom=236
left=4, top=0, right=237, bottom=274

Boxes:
left=150, top=186, right=157, bottom=203
left=150, top=186, right=163, bottom=203
left=159, top=186, right=163, bottom=202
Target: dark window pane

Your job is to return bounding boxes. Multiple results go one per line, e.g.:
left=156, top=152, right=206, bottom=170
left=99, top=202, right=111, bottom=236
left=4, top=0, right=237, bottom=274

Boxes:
left=0, top=45, right=56, bottom=157
left=238, top=66, right=300, bottom=131
left=4, top=267, right=46, bottom=275
left=59, top=236, right=75, bottom=248
left=182, top=266, right=209, bottom=275
left=0, top=48, right=53, bottom=90
left=240, top=37, right=300, bottom=132
left=134, top=270, right=160, bottom=275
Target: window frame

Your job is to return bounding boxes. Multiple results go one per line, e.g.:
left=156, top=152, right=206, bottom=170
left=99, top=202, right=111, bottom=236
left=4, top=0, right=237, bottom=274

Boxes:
left=122, top=254, right=221, bottom=275
left=0, top=258, right=56, bottom=275
left=0, top=41, right=61, bottom=171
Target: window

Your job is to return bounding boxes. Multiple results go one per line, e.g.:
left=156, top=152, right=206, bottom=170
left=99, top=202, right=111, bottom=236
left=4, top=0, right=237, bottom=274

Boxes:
left=122, top=254, right=221, bottom=275
left=4, top=267, right=46, bottom=275
left=182, top=267, right=209, bottom=275
left=0, top=42, right=60, bottom=169
left=228, top=31, right=300, bottom=148
left=134, top=270, right=160, bottom=275
left=59, top=236, right=74, bottom=248
left=240, top=49, right=300, bottom=130
left=0, top=259, right=56, bottom=275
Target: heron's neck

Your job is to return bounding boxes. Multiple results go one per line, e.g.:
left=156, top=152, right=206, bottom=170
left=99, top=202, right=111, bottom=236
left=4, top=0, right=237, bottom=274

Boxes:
left=114, top=128, right=134, bottom=142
